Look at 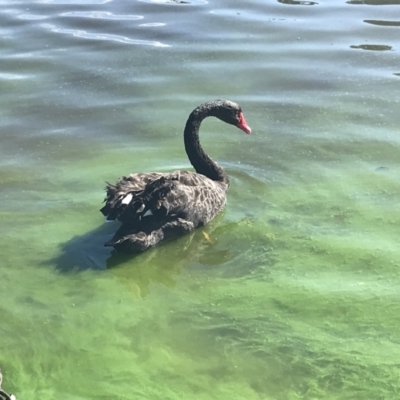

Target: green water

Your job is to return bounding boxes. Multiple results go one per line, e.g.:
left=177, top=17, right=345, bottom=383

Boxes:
left=3, top=136, right=400, bottom=399
left=1, top=0, right=400, bottom=398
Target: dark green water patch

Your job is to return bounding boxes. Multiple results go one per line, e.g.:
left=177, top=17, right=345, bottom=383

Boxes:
left=364, top=19, right=400, bottom=27
left=350, top=44, right=393, bottom=51
left=278, top=0, right=318, bottom=4
left=347, top=0, right=400, bottom=4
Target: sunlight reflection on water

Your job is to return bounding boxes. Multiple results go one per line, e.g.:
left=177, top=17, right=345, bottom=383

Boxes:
left=41, top=23, right=171, bottom=47
left=60, top=11, right=144, bottom=20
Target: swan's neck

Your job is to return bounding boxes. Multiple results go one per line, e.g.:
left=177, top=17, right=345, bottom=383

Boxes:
left=184, top=105, right=228, bottom=184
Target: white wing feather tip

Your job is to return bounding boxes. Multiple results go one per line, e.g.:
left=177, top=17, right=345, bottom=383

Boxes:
left=121, top=193, right=133, bottom=205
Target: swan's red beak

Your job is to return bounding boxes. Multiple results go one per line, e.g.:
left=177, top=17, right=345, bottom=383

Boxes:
left=237, top=112, right=251, bottom=134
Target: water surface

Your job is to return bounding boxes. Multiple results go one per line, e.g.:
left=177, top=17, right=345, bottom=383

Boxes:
left=1, top=0, right=400, bottom=398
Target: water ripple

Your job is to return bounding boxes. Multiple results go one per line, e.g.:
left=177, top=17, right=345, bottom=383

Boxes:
left=41, top=23, right=170, bottom=47
left=60, top=11, right=143, bottom=21
left=18, top=14, right=49, bottom=20
left=37, top=0, right=111, bottom=3
left=0, top=72, right=30, bottom=81
left=139, top=22, right=166, bottom=27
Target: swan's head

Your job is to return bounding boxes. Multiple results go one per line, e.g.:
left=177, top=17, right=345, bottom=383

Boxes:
left=213, top=100, right=252, bottom=134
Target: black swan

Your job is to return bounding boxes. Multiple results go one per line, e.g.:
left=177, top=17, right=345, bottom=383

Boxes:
left=100, top=99, right=251, bottom=253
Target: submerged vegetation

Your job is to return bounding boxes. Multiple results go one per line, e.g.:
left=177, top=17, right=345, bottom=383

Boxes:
left=1, top=0, right=400, bottom=398
left=2, top=139, right=400, bottom=398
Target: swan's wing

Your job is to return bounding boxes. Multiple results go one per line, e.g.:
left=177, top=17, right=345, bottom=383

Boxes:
left=100, top=172, right=166, bottom=222
left=101, top=170, right=227, bottom=225
left=161, top=172, right=228, bottom=226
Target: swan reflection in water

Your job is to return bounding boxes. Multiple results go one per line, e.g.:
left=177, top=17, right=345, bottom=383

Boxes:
left=45, top=212, right=240, bottom=298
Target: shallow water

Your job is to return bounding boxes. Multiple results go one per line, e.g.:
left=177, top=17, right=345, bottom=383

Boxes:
left=1, top=0, right=400, bottom=398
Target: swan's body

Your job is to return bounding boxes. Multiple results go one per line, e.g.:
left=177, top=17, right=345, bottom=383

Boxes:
left=101, top=100, right=251, bottom=253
